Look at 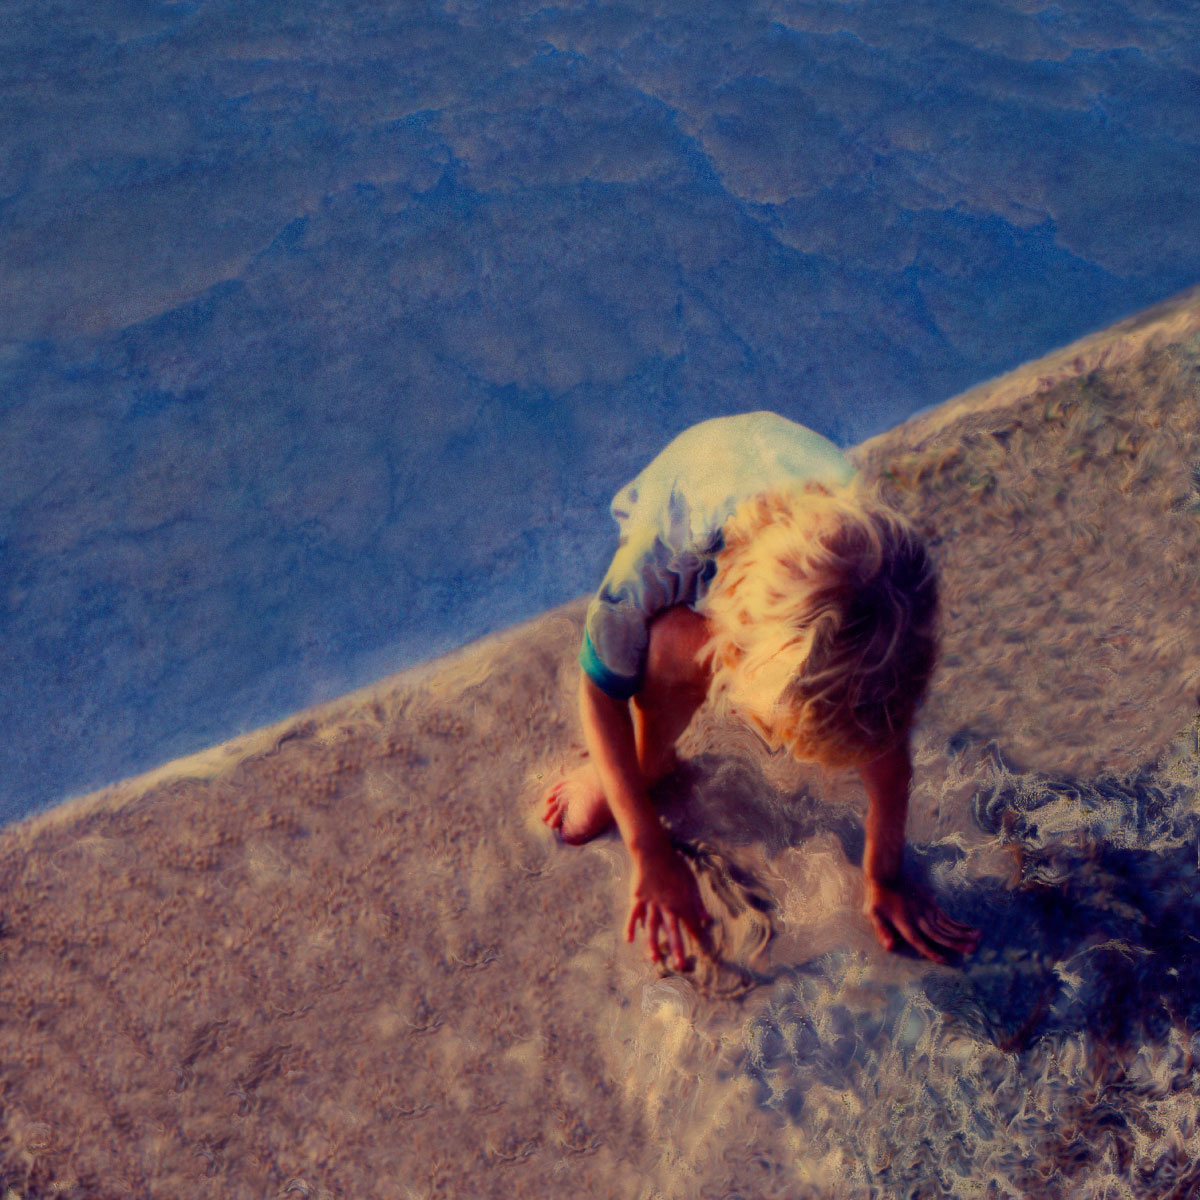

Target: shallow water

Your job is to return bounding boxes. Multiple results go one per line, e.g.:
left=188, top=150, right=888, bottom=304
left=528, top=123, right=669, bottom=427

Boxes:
left=4, top=0, right=1200, bottom=820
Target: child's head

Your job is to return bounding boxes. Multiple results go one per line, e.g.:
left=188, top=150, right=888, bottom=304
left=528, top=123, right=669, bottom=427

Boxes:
left=702, top=481, right=939, bottom=769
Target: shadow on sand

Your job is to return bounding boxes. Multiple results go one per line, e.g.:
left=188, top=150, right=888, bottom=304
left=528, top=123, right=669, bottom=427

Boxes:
left=662, top=716, right=1200, bottom=1047
left=642, top=718, right=1200, bottom=1195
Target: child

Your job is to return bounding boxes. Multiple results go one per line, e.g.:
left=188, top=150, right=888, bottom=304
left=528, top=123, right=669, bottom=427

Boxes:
left=542, top=411, right=980, bottom=971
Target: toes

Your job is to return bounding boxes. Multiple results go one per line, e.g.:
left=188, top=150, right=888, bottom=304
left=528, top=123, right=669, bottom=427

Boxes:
left=541, top=783, right=563, bottom=817
left=558, top=811, right=587, bottom=844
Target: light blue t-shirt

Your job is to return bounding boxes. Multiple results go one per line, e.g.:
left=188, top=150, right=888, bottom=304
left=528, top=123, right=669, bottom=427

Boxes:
left=580, top=411, right=856, bottom=699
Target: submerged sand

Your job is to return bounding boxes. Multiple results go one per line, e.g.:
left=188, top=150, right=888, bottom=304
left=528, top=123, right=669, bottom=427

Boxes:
left=2, top=287, right=1200, bottom=1198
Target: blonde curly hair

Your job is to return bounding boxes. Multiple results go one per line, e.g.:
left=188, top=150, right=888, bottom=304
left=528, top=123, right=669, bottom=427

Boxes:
left=701, top=481, right=940, bottom=768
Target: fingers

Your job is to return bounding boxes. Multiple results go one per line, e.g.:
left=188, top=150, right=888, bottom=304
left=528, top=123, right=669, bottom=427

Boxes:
left=625, top=899, right=645, bottom=944
left=667, top=914, right=687, bottom=971
left=541, top=782, right=562, bottom=828
left=864, top=892, right=943, bottom=963
left=926, top=907, right=969, bottom=938
left=627, top=902, right=702, bottom=970
left=647, top=907, right=664, bottom=964
left=868, top=912, right=896, bottom=952
left=944, top=917, right=982, bottom=950
left=914, top=895, right=981, bottom=955
left=868, top=888, right=980, bottom=963
left=879, top=902, right=941, bottom=963
left=896, top=910, right=947, bottom=964
left=929, top=915, right=981, bottom=954
left=628, top=902, right=661, bottom=964
left=911, top=911, right=958, bottom=964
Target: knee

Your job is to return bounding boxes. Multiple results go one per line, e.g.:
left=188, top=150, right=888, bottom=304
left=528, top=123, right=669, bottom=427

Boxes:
left=645, top=607, right=712, bottom=692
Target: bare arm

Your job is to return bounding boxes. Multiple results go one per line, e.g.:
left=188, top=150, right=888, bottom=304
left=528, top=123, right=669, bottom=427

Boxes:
left=858, top=738, right=912, bottom=885
left=578, top=676, right=669, bottom=857
left=858, top=740, right=980, bottom=963
left=579, top=675, right=710, bottom=968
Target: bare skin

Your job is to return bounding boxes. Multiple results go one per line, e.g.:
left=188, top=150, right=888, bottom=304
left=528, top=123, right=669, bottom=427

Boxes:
left=543, top=607, right=714, bottom=969
left=542, top=610, right=709, bottom=844
left=542, top=624, right=705, bottom=840
left=541, top=759, right=656, bottom=845
left=857, top=740, right=981, bottom=964
left=542, top=604, right=981, bottom=968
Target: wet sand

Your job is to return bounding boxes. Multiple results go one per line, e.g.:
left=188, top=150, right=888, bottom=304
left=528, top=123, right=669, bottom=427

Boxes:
left=1, top=286, right=1199, bottom=1198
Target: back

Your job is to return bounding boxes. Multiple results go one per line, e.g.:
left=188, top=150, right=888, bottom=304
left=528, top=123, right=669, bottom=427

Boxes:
left=581, top=412, right=857, bottom=700
left=610, top=411, right=856, bottom=554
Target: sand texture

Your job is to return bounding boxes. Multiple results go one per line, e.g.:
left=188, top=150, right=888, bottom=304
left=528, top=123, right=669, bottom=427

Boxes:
left=2, top=288, right=1200, bottom=1198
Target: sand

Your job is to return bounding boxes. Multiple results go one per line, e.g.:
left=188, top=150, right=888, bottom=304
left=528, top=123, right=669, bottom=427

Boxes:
left=2, top=286, right=1200, bottom=1199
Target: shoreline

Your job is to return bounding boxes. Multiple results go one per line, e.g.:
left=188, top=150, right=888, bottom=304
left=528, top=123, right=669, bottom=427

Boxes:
left=19, top=280, right=1200, bottom=837
left=2, top=287, right=1199, bottom=1198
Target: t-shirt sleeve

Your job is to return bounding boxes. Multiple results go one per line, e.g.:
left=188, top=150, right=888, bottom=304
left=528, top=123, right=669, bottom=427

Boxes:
left=580, top=530, right=714, bottom=700
left=580, top=602, right=646, bottom=700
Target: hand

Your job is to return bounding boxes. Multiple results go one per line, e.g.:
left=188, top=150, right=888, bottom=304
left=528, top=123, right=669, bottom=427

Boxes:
left=863, top=876, right=980, bottom=964
left=626, top=842, right=712, bottom=971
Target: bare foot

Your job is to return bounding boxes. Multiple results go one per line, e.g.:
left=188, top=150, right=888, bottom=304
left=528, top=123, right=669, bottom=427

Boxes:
left=542, top=760, right=614, bottom=845
left=541, top=748, right=681, bottom=846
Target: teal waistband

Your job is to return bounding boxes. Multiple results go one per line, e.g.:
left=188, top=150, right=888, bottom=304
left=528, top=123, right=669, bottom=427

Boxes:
left=579, top=629, right=640, bottom=700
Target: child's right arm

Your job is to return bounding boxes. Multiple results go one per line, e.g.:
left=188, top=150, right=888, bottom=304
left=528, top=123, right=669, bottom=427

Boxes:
left=579, top=676, right=710, bottom=970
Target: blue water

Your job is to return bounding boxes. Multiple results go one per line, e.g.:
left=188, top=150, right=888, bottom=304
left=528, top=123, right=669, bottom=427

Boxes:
left=2, top=0, right=1199, bottom=822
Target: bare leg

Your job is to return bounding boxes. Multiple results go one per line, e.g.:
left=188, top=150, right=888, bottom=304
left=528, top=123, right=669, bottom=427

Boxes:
left=542, top=608, right=712, bottom=844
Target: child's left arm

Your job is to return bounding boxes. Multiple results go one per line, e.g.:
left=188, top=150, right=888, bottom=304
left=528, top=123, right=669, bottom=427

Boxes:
left=858, top=741, right=980, bottom=963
